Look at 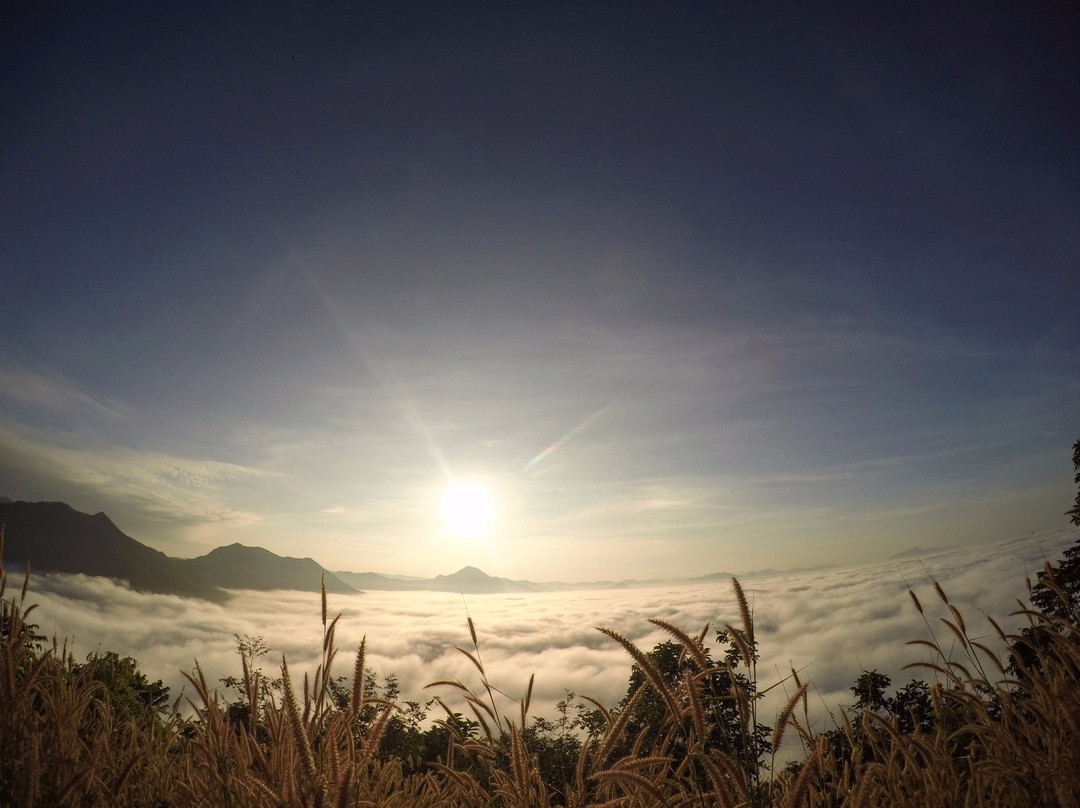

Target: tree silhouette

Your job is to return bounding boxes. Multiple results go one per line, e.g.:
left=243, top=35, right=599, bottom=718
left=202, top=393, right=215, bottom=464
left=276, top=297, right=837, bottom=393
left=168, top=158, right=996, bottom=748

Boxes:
left=1067, top=437, right=1080, bottom=527
left=75, top=651, right=171, bottom=727
left=617, top=636, right=770, bottom=782
left=1008, top=440, right=1080, bottom=676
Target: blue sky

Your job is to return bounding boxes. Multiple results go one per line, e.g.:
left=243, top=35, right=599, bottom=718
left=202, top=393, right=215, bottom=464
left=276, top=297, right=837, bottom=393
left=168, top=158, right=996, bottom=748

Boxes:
left=2, top=2, right=1078, bottom=580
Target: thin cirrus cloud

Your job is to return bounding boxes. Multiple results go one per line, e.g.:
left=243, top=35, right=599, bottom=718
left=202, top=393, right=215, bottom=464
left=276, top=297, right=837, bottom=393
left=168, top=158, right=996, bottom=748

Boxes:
left=0, top=418, right=267, bottom=544
left=0, top=364, right=128, bottom=421
left=24, top=526, right=1079, bottom=756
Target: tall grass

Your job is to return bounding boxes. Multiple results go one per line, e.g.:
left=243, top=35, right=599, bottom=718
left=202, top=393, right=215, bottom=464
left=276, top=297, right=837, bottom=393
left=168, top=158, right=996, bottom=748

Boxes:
left=2, top=531, right=1079, bottom=806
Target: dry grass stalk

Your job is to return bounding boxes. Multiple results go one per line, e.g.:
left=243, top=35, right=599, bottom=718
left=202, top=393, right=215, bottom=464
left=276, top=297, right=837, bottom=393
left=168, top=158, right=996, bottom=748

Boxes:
left=4, top=525, right=1080, bottom=807
left=731, top=576, right=754, bottom=651
left=596, top=626, right=683, bottom=728
left=280, top=655, right=322, bottom=800
left=771, top=682, right=809, bottom=754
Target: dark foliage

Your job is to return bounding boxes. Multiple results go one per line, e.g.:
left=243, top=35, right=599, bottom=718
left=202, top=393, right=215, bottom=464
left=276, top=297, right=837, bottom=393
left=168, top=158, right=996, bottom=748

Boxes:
left=74, top=651, right=171, bottom=727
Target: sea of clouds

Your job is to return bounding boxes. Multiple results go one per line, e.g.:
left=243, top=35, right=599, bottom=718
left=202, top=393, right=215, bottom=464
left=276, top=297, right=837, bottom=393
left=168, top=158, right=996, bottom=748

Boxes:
left=21, top=526, right=1080, bottom=759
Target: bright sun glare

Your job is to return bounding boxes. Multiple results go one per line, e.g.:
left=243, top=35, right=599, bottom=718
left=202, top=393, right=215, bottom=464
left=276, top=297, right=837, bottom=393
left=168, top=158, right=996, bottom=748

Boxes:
left=442, top=483, right=493, bottom=539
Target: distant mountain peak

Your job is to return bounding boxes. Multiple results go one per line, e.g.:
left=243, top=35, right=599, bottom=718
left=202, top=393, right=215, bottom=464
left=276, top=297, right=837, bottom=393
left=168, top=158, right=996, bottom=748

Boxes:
left=206, top=542, right=274, bottom=556
left=453, top=565, right=489, bottom=576
left=201, top=542, right=320, bottom=565
left=432, top=566, right=501, bottom=583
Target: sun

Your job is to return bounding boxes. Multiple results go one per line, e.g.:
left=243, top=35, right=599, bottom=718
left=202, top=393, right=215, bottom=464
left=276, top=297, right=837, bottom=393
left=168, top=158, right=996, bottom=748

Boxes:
left=442, top=483, right=493, bottom=538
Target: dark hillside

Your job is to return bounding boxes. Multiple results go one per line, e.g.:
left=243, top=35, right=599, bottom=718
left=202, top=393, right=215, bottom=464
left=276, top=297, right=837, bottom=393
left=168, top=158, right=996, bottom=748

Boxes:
left=179, top=543, right=356, bottom=594
left=0, top=500, right=224, bottom=601
left=0, top=501, right=356, bottom=600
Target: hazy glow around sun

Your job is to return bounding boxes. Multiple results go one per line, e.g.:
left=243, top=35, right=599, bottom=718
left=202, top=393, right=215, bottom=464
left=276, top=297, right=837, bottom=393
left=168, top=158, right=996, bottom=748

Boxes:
left=442, top=483, right=493, bottom=538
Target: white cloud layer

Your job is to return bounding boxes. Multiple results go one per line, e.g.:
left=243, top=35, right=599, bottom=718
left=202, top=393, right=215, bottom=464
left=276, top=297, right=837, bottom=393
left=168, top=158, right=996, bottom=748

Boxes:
left=22, top=526, right=1080, bottom=759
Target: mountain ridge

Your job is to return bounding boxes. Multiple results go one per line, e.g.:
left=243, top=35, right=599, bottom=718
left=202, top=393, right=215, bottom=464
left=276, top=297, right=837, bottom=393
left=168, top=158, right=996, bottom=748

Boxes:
left=0, top=501, right=355, bottom=601
left=0, top=500, right=225, bottom=601
left=179, top=543, right=356, bottom=595
left=1, top=499, right=839, bottom=598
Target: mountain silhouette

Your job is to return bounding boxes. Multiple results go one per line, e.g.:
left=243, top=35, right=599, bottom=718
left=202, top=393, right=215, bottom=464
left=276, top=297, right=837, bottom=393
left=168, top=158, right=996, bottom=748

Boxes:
left=331, top=570, right=428, bottom=591
left=179, top=543, right=355, bottom=594
left=333, top=565, right=543, bottom=593
left=0, top=501, right=355, bottom=601
left=0, top=500, right=224, bottom=601
left=430, top=565, right=545, bottom=593
left=335, top=565, right=603, bottom=593
left=1, top=499, right=828, bottom=599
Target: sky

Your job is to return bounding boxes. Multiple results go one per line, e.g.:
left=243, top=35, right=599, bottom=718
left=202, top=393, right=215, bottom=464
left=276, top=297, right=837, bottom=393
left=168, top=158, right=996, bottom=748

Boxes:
left=2, top=2, right=1079, bottom=581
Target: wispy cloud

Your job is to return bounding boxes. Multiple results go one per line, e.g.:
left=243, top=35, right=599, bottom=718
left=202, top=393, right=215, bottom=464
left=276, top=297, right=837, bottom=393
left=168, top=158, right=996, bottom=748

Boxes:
left=0, top=423, right=267, bottom=534
left=0, top=365, right=128, bottom=419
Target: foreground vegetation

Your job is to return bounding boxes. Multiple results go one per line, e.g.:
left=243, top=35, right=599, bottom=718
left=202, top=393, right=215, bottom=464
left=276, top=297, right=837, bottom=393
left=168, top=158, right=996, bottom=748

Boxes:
left=2, top=443, right=1079, bottom=807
